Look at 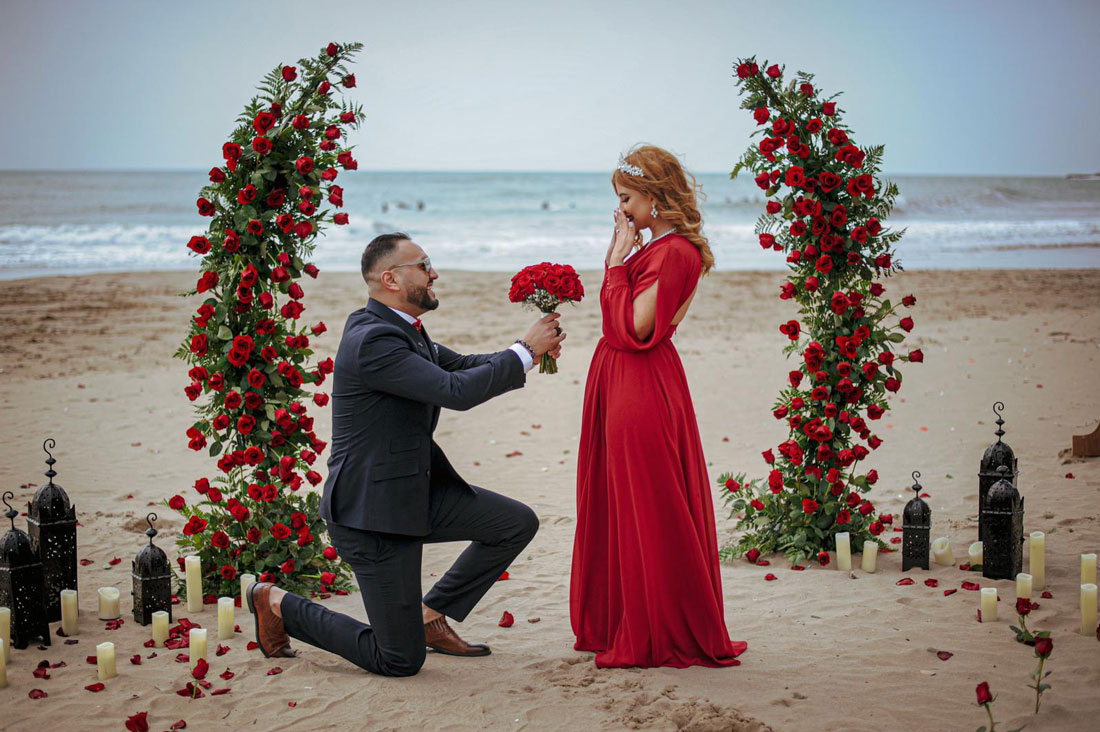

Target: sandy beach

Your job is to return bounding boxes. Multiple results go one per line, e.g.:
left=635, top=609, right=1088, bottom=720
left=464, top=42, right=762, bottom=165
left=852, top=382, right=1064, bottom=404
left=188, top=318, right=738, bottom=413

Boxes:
left=0, top=267, right=1097, bottom=732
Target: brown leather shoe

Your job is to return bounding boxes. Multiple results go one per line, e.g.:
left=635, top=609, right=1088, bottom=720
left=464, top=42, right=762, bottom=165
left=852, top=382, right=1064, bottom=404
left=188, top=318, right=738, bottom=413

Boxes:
left=246, top=582, right=297, bottom=659
left=424, top=616, right=491, bottom=657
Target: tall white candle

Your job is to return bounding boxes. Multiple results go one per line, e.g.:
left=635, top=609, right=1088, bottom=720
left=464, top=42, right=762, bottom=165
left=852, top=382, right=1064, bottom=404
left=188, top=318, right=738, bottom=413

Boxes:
left=1082, top=554, right=1098, bottom=587
left=835, top=532, right=851, bottom=571
left=185, top=555, right=203, bottom=612
left=0, top=603, right=9, bottom=660
left=0, top=607, right=10, bottom=662
left=152, top=611, right=170, bottom=647
left=861, top=541, right=878, bottom=573
left=96, top=641, right=117, bottom=681
left=217, top=597, right=235, bottom=641
left=1082, top=583, right=1098, bottom=636
left=1029, top=532, right=1046, bottom=590
left=189, top=628, right=208, bottom=671
left=980, top=587, right=998, bottom=622
left=97, top=587, right=121, bottom=620
left=61, top=589, right=79, bottom=635
left=0, top=638, right=6, bottom=689
left=932, top=537, right=955, bottom=566
left=968, top=541, right=984, bottom=566
left=1016, top=572, right=1033, bottom=600
left=240, top=573, right=257, bottom=613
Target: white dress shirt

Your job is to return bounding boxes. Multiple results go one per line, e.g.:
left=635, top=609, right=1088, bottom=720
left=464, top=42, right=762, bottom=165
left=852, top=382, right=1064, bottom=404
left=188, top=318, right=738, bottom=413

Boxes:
left=385, top=305, right=534, bottom=373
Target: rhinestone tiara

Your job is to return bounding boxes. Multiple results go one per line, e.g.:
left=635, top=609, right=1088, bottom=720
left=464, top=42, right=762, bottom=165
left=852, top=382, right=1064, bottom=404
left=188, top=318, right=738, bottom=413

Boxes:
left=616, top=156, right=644, bottom=177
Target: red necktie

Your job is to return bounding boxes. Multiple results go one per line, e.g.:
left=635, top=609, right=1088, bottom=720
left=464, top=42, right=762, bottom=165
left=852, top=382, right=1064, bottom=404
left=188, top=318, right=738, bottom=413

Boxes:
left=412, top=318, right=423, bottom=333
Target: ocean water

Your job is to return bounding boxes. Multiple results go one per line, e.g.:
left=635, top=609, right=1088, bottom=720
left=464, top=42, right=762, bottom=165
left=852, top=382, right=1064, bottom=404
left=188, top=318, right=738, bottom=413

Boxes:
left=1, top=170, right=1099, bottom=279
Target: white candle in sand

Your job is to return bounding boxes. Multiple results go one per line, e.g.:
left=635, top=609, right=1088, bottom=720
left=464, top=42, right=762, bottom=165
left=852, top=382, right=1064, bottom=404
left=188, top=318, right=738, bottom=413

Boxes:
left=1016, top=572, right=1033, bottom=600
left=861, top=541, right=878, bottom=573
left=835, top=532, right=851, bottom=571
left=1029, top=532, right=1045, bottom=590
left=1082, top=554, right=1097, bottom=587
left=189, top=628, right=207, bottom=670
left=0, top=607, right=10, bottom=662
left=152, top=611, right=170, bottom=647
left=0, top=638, right=6, bottom=688
left=980, top=587, right=998, bottom=622
left=217, top=597, right=234, bottom=641
left=240, top=573, right=257, bottom=612
left=1082, top=584, right=1098, bottom=636
left=932, top=537, right=955, bottom=566
left=968, top=541, right=983, bottom=566
left=185, top=555, right=203, bottom=612
left=61, top=589, right=79, bottom=635
left=96, top=641, right=117, bottom=681
left=97, top=587, right=120, bottom=620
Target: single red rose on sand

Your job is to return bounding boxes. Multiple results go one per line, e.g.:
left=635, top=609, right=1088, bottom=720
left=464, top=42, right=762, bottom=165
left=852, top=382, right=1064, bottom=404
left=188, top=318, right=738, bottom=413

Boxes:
left=976, top=681, right=993, bottom=706
left=1016, top=597, right=1032, bottom=616
left=1034, top=637, right=1053, bottom=658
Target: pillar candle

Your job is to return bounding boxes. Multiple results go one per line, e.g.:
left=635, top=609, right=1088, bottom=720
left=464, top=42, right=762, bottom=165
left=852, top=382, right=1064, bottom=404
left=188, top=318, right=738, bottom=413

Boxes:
left=968, top=541, right=983, bottom=566
left=185, top=555, right=203, bottom=613
left=189, top=628, right=207, bottom=671
left=835, top=532, right=851, bottom=571
left=61, top=589, right=79, bottom=635
left=96, top=641, right=117, bottom=681
left=152, top=611, right=170, bottom=647
left=932, top=537, right=955, bottom=566
left=1082, top=583, right=1098, bottom=636
left=0, top=607, right=10, bottom=662
left=1082, top=554, right=1098, bottom=587
left=861, top=541, right=878, bottom=573
left=240, top=573, right=257, bottom=613
left=217, top=597, right=234, bottom=641
left=0, top=638, right=6, bottom=689
left=1016, top=572, right=1033, bottom=600
left=980, top=587, right=998, bottom=622
left=97, top=587, right=121, bottom=620
left=1029, top=532, right=1045, bottom=590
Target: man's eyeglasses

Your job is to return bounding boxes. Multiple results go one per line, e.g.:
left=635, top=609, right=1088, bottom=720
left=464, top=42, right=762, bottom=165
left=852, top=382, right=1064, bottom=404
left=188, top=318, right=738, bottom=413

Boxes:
left=390, top=257, right=432, bottom=274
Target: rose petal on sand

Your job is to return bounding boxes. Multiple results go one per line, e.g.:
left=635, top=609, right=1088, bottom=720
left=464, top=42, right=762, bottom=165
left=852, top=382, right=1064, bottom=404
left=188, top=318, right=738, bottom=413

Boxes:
left=498, top=571, right=509, bottom=581
left=212, top=688, right=231, bottom=696
left=498, top=610, right=515, bottom=627
left=267, top=667, right=284, bottom=675
left=79, top=559, right=94, bottom=566
left=764, top=573, right=778, bottom=581
left=219, top=669, right=235, bottom=681
left=944, top=588, right=957, bottom=596
left=756, top=560, right=771, bottom=566
left=246, top=641, right=260, bottom=651
left=925, top=579, right=939, bottom=587
left=85, top=682, right=106, bottom=692
left=130, top=654, right=142, bottom=665
left=1065, top=473, right=1075, bottom=479
left=288, top=701, right=297, bottom=708
left=961, top=581, right=981, bottom=591
left=1041, top=590, right=1053, bottom=599
left=125, top=711, right=150, bottom=732
left=29, top=689, right=48, bottom=699
left=936, top=651, right=953, bottom=661
left=896, top=578, right=915, bottom=586
left=170, top=722, right=187, bottom=731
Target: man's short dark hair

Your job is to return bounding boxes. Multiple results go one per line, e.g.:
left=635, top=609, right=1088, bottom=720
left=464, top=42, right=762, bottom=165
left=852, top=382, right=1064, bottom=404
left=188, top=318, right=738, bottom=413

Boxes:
left=361, top=232, right=410, bottom=282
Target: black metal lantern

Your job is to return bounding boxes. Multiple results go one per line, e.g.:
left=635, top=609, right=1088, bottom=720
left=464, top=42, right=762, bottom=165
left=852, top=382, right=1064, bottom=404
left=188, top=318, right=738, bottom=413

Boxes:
left=132, top=512, right=172, bottom=626
left=0, top=491, right=51, bottom=649
left=27, top=439, right=78, bottom=623
left=982, top=465, right=1025, bottom=581
left=978, top=402, right=1018, bottom=544
left=902, top=471, right=931, bottom=571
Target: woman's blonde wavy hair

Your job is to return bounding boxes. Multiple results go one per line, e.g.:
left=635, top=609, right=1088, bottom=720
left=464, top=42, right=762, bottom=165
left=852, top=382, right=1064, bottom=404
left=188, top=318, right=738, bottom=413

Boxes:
left=611, top=144, right=714, bottom=275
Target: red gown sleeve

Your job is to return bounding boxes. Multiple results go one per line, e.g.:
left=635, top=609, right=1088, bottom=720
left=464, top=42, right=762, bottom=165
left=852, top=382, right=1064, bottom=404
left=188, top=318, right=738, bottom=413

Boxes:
left=600, top=239, right=701, bottom=352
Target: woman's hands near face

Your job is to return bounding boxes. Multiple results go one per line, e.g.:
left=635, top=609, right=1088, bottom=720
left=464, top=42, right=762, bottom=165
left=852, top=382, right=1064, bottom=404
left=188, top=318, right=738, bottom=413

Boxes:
left=608, top=208, right=636, bottom=267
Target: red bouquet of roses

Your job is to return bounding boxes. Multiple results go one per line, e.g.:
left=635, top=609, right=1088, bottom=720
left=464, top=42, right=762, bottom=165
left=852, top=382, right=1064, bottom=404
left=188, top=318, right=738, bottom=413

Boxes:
left=509, top=262, right=584, bottom=374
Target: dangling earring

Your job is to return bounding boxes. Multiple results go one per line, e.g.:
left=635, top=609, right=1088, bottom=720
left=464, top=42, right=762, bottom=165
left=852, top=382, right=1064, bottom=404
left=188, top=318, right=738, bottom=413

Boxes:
left=650, top=203, right=659, bottom=219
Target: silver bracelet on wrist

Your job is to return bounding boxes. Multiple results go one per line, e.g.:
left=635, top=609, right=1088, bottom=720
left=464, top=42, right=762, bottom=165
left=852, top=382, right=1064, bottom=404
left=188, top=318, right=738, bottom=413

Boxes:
left=514, top=339, right=536, bottom=360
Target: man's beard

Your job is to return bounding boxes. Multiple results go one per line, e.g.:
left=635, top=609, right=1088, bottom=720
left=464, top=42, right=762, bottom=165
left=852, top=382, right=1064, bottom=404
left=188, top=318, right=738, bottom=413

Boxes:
left=406, top=284, right=438, bottom=311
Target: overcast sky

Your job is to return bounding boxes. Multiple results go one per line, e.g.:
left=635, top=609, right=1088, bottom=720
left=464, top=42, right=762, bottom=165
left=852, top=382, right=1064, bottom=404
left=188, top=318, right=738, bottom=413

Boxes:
left=2, top=0, right=1098, bottom=174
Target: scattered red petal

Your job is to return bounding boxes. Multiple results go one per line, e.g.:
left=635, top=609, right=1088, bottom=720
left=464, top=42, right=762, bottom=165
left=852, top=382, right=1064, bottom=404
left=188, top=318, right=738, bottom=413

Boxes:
left=959, top=563, right=972, bottom=571
left=196, top=680, right=212, bottom=689
left=125, top=711, right=150, bottom=732
left=86, top=655, right=98, bottom=665
left=498, top=571, right=510, bottom=581
left=764, top=573, right=778, bottom=581
left=212, top=688, right=231, bottom=696
left=961, top=581, right=981, bottom=591
left=1065, top=473, right=1075, bottom=479
left=108, top=557, right=122, bottom=566
left=790, top=565, right=806, bottom=571
left=498, top=610, right=515, bottom=627
left=32, top=666, right=50, bottom=679
left=267, top=666, right=284, bottom=675
left=148, top=652, right=158, bottom=659
left=1041, top=590, right=1053, bottom=599
left=896, top=578, right=915, bottom=586
left=65, top=638, right=79, bottom=645
left=335, top=589, right=348, bottom=595
left=288, top=701, right=297, bottom=708
left=944, top=588, right=958, bottom=596
left=143, top=638, right=156, bottom=648
left=919, top=492, right=931, bottom=498
left=890, top=537, right=901, bottom=544
left=130, top=654, right=142, bottom=665
left=1030, top=601, right=1041, bottom=610
left=80, top=559, right=94, bottom=566
left=170, top=722, right=187, bottom=731
left=246, top=641, right=260, bottom=651
left=925, top=578, right=940, bottom=587
left=219, top=669, right=235, bottom=681
left=29, top=689, right=48, bottom=699
left=176, top=683, right=204, bottom=698
left=755, top=559, right=771, bottom=566
left=216, top=644, right=230, bottom=657
left=49, top=661, right=67, bottom=669
left=936, top=651, right=953, bottom=661
left=175, top=653, right=190, bottom=663
left=85, top=682, right=106, bottom=692
left=505, top=451, right=522, bottom=458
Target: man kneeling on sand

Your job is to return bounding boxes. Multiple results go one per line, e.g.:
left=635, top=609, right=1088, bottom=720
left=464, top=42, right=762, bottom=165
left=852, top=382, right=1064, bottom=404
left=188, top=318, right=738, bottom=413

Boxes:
left=247, top=232, right=566, bottom=676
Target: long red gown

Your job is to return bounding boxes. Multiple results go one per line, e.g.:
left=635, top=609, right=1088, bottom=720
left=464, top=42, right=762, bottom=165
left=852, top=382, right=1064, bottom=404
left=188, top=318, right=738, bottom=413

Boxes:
left=570, top=234, right=747, bottom=669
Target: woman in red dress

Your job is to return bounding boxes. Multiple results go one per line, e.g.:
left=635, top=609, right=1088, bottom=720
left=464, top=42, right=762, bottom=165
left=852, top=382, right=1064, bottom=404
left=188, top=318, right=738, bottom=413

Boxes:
left=570, top=145, right=747, bottom=669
